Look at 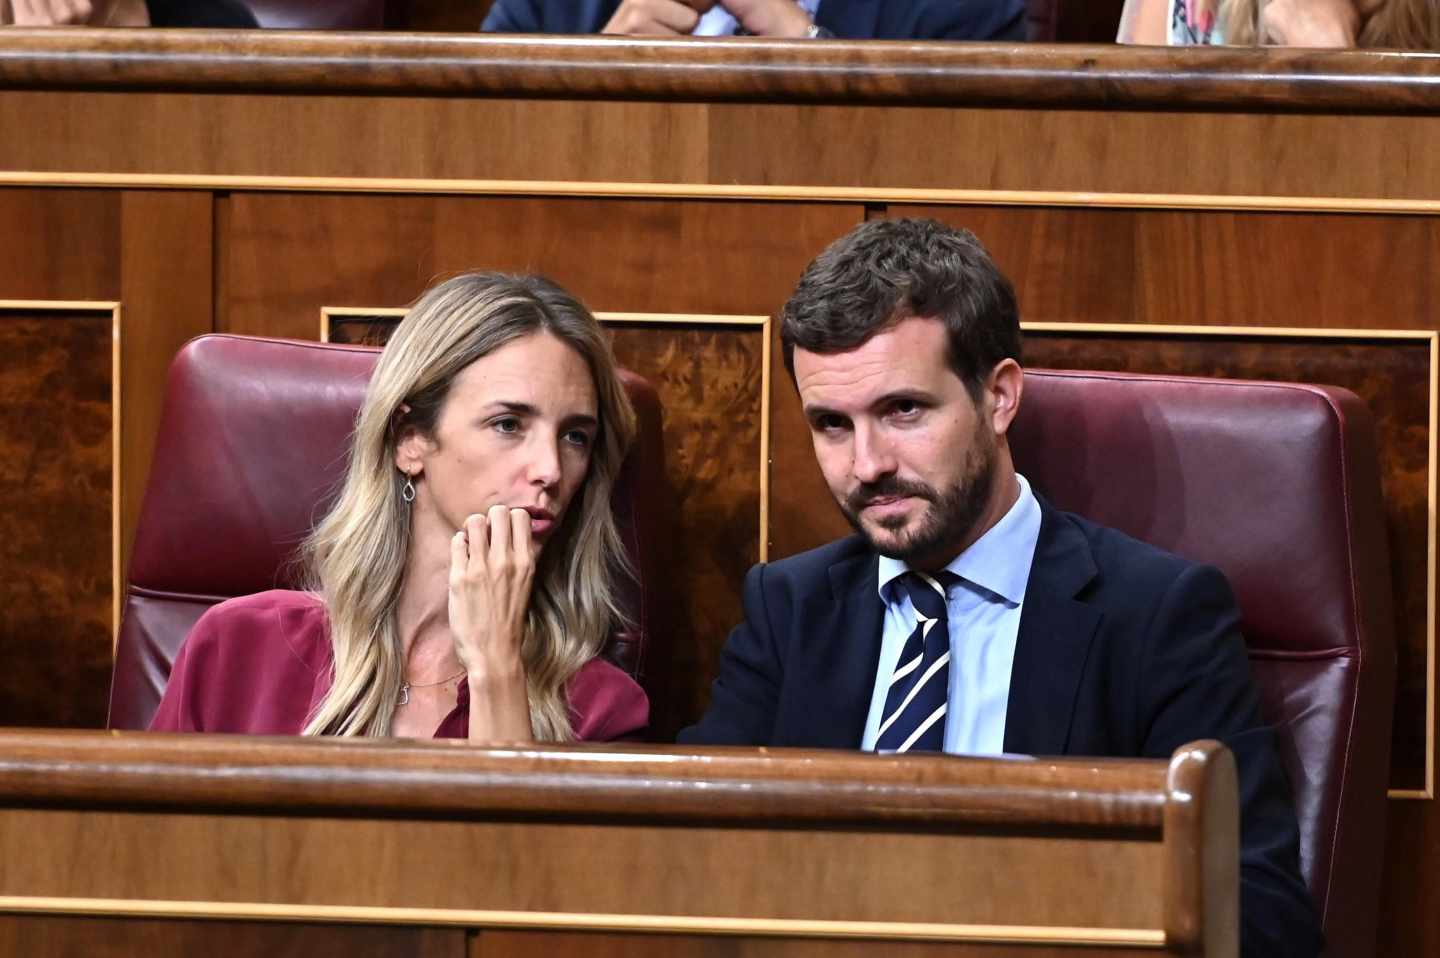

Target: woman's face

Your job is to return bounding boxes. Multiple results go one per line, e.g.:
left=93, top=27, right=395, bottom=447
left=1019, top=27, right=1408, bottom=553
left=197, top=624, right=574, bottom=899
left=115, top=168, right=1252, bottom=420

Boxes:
left=397, top=331, right=600, bottom=548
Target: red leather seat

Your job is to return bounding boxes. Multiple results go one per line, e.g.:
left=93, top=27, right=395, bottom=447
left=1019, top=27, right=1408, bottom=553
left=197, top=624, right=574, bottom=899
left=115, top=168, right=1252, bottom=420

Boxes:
left=108, top=334, right=667, bottom=731
left=1010, top=369, right=1396, bottom=958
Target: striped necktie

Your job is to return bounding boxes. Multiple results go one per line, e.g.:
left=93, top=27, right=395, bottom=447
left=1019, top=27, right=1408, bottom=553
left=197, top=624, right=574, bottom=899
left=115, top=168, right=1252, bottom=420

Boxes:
left=875, top=571, right=956, bottom=753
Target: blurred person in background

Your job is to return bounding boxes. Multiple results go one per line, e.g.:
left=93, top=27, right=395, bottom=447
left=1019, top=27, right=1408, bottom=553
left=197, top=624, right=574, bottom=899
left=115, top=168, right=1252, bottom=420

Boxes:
left=483, top=0, right=1026, bottom=40
left=1120, top=0, right=1437, bottom=48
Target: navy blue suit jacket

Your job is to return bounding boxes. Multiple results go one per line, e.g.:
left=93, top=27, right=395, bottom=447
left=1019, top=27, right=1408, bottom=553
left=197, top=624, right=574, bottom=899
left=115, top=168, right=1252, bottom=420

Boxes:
left=680, top=500, right=1322, bottom=958
left=482, top=0, right=1026, bottom=41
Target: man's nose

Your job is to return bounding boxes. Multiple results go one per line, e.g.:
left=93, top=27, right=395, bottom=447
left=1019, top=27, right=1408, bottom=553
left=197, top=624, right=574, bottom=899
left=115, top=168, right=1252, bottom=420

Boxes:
left=851, top=423, right=897, bottom=485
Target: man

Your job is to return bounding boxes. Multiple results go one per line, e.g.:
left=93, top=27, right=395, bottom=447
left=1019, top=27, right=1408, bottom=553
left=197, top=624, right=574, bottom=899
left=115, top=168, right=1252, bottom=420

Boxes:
left=679, top=219, right=1322, bottom=957
left=482, top=0, right=1025, bottom=41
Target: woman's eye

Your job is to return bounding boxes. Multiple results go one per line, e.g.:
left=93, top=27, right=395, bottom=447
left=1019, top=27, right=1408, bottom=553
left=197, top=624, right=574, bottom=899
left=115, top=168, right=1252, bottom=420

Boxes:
left=493, top=417, right=521, bottom=435
left=564, top=430, right=593, bottom=449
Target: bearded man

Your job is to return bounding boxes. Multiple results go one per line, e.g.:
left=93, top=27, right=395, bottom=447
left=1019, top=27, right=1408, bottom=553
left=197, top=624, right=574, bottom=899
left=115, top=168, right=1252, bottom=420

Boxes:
left=678, top=218, right=1322, bottom=958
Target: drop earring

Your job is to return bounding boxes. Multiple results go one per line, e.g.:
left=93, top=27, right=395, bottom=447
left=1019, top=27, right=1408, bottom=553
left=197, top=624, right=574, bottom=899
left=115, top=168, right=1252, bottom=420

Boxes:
left=402, top=473, right=416, bottom=503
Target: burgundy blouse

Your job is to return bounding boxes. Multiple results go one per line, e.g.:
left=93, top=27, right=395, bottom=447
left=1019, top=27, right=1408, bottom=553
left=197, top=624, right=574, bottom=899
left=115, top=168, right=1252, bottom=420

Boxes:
left=149, top=590, right=649, bottom=740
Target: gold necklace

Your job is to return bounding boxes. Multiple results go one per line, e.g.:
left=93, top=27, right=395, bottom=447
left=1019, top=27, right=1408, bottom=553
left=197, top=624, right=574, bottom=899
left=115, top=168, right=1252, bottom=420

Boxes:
left=398, top=669, right=466, bottom=706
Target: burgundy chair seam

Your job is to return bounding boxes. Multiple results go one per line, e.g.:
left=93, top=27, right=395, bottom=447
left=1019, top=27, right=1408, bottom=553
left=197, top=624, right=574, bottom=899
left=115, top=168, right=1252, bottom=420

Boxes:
left=128, top=585, right=238, bottom=604
left=1313, top=388, right=1365, bottom=932
left=1247, top=648, right=1357, bottom=661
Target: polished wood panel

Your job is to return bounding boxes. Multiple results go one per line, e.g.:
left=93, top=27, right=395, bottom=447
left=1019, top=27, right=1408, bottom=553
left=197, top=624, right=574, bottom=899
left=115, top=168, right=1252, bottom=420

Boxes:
left=222, top=194, right=856, bottom=331
left=606, top=322, right=762, bottom=736
left=0, top=307, right=113, bottom=729
left=0, top=916, right=465, bottom=958
left=8, top=94, right=1440, bottom=201
left=0, top=733, right=1235, bottom=955
left=472, top=931, right=1160, bottom=958
left=0, top=189, right=119, bottom=299
left=0, top=31, right=1437, bottom=112
left=117, top=190, right=214, bottom=597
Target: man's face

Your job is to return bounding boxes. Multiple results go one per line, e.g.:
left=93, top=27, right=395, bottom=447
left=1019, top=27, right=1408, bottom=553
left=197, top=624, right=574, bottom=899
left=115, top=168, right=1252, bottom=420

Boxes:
left=794, top=317, right=1001, bottom=570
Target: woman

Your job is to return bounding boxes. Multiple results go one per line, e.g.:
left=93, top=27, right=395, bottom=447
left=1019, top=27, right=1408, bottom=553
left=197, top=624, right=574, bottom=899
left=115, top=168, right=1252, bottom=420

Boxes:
left=1119, top=0, right=1436, bottom=48
left=150, top=272, right=649, bottom=742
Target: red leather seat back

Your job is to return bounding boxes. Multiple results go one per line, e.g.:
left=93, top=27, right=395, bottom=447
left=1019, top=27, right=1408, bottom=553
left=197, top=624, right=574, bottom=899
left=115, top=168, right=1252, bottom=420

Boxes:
left=1010, top=369, right=1396, bottom=958
left=109, top=334, right=666, bottom=731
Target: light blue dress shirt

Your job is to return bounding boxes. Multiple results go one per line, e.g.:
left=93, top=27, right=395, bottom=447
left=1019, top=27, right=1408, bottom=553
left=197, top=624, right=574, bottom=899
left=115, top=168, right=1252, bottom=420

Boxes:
left=693, top=0, right=820, bottom=35
left=860, top=474, right=1042, bottom=755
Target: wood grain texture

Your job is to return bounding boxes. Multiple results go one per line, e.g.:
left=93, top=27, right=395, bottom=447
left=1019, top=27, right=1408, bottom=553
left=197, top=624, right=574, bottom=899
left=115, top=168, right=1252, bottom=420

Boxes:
left=0, top=731, right=1173, bottom=826
left=0, top=736, right=1240, bottom=950
left=222, top=194, right=856, bottom=333
left=7, top=94, right=1440, bottom=201
left=0, top=189, right=119, bottom=299
left=117, top=191, right=214, bottom=613
left=471, top=932, right=1163, bottom=958
left=0, top=308, right=113, bottom=729
left=0, top=31, right=1438, bottom=112
left=0, top=916, right=465, bottom=958
left=605, top=322, right=762, bottom=739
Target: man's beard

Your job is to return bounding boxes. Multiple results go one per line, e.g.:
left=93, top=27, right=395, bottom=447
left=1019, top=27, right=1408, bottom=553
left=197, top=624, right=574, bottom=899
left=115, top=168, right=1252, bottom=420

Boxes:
left=838, top=428, right=997, bottom=568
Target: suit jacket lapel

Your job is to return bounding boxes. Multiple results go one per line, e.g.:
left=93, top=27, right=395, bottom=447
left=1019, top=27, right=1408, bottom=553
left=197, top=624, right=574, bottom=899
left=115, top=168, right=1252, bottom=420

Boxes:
left=1003, top=501, right=1103, bottom=756
left=783, top=546, right=884, bottom=748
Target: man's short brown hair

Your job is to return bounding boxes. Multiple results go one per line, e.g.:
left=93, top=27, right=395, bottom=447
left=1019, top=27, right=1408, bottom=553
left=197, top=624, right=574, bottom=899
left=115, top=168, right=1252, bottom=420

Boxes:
left=780, top=218, right=1021, bottom=399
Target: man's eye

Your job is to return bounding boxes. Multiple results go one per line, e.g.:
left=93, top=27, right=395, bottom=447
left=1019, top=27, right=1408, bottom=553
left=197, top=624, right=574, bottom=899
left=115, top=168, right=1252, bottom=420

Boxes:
left=891, top=400, right=920, bottom=416
left=814, top=415, right=846, bottom=432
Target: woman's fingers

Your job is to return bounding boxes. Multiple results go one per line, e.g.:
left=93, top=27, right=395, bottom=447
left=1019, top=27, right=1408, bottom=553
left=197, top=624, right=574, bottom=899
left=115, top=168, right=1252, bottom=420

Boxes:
left=464, top=512, right=488, bottom=572
left=486, top=503, right=511, bottom=566
left=509, top=507, right=533, bottom=561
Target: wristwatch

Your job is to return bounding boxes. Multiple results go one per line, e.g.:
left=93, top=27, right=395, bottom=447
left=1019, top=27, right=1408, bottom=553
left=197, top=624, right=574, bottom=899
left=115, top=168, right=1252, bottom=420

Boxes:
left=806, top=22, right=834, bottom=39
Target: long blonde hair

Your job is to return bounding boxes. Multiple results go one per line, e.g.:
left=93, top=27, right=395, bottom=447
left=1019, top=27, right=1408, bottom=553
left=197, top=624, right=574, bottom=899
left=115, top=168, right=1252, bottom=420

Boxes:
left=301, top=272, right=636, bottom=740
left=1223, top=0, right=1439, bottom=48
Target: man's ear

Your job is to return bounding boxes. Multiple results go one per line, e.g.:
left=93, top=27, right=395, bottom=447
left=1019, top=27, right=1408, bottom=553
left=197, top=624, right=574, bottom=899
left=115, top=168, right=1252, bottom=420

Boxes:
left=987, top=359, right=1024, bottom=438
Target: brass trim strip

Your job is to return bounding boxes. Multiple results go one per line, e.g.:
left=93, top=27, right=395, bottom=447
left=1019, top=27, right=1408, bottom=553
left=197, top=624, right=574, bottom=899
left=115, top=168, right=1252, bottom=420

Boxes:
left=0, top=896, right=1167, bottom=946
left=0, top=299, right=123, bottom=649
left=319, top=307, right=775, bottom=563
left=1025, top=321, right=1438, bottom=800
left=7, top=172, right=1440, bottom=216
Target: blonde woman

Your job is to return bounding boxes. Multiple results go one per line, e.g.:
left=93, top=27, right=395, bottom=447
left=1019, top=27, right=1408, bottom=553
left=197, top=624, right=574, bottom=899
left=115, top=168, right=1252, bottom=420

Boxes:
left=1118, top=0, right=1435, bottom=48
left=150, top=273, right=648, bottom=742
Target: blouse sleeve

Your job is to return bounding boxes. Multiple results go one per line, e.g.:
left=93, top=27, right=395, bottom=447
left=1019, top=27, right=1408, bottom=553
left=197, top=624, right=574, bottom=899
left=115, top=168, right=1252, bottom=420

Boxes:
left=568, top=659, right=650, bottom=742
left=148, top=608, right=222, bottom=732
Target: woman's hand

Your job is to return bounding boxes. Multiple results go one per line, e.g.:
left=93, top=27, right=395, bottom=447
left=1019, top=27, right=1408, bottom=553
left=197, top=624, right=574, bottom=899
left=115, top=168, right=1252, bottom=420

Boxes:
left=448, top=504, right=536, bottom=677
left=6, top=0, right=148, bottom=25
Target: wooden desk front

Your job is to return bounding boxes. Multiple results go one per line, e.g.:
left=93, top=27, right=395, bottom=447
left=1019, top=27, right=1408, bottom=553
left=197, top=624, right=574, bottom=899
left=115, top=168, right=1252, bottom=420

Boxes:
left=0, top=731, right=1237, bottom=956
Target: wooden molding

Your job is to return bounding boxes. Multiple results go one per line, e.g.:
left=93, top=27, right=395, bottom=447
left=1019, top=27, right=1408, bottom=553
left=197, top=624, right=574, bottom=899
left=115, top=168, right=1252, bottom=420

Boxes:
left=1, top=31, right=1439, bottom=112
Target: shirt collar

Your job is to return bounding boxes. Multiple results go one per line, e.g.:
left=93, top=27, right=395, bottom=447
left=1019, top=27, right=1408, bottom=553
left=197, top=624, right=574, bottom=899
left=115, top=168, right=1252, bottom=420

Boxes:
left=876, top=473, right=1041, bottom=607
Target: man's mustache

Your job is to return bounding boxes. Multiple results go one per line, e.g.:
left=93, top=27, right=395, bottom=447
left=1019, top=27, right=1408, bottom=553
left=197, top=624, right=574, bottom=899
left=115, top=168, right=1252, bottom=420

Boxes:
left=845, top=477, right=938, bottom=514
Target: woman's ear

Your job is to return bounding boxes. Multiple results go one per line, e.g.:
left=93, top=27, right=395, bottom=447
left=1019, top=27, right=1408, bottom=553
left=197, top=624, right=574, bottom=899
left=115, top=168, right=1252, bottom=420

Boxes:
left=391, top=405, right=431, bottom=477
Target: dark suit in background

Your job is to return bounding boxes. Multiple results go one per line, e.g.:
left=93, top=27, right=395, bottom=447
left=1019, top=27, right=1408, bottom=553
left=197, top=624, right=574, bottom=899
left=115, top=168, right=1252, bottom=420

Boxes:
left=680, top=497, right=1322, bottom=958
left=482, top=0, right=1027, bottom=40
